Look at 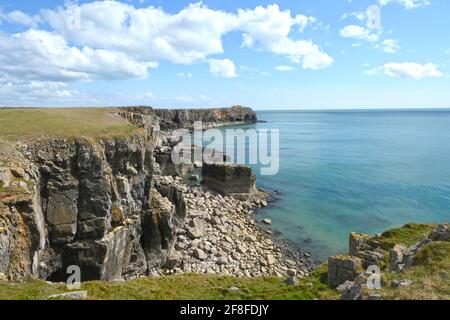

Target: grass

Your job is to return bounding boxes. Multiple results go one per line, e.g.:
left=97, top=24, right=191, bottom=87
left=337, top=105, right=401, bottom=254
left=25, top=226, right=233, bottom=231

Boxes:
left=0, top=108, right=142, bottom=140
left=376, top=223, right=437, bottom=250
left=380, top=242, right=450, bottom=300
left=0, top=271, right=338, bottom=300
left=0, top=223, right=446, bottom=300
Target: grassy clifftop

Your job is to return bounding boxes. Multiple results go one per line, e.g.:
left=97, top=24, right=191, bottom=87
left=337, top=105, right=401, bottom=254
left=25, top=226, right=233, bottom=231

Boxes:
left=0, top=223, right=447, bottom=300
left=0, top=108, right=142, bottom=140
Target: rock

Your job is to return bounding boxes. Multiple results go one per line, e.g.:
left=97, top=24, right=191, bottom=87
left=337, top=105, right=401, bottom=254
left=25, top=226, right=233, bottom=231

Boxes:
left=187, top=226, right=203, bottom=239
left=47, top=291, right=88, bottom=300
left=266, top=254, right=276, bottom=265
left=228, top=286, right=240, bottom=293
left=349, top=232, right=372, bottom=256
left=390, top=280, right=400, bottom=288
left=362, top=250, right=385, bottom=268
left=368, top=293, right=382, bottom=300
left=328, top=255, right=363, bottom=288
left=263, top=219, right=272, bottom=225
left=287, top=269, right=297, bottom=277
left=0, top=272, right=7, bottom=281
left=400, top=279, right=412, bottom=287
left=189, top=175, right=199, bottom=181
left=202, top=163, right=256, bottom=197
left=10, top=167, right=26, bottom=178
left=194, top=248, right=207, bottom=260
left=0, top=167, right=12, bottom=188
left=336, top=280, right=354, bottom=293
left=408, top=238, right=432, bottom=255
left=341, top=283, right=364, bottom=300
left=285, top=276, right=298, bottom=286
left=428, top=224, right=450, bottom=242
left=390, top=244, right=408, bottom=273
left=236, top=245, right=247, bottom=254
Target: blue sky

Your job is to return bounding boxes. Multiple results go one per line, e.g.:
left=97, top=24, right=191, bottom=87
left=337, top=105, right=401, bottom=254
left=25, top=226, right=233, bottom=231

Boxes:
left=0, top=0, right=449, bottom=109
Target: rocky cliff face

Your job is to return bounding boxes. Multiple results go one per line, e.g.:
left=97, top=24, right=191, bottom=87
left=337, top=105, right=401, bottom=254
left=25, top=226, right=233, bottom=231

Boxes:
left=155, top=105, right=257, bottom=130
left=0, top=105, right=257, bottom=282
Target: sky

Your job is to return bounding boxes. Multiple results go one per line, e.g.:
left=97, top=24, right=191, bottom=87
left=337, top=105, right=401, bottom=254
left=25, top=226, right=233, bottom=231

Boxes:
left=0, top=0, right=449, bottom=110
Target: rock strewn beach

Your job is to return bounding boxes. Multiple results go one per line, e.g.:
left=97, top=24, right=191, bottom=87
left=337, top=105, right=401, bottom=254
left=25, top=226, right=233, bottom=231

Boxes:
left=149, top=175, right=315, bottom=278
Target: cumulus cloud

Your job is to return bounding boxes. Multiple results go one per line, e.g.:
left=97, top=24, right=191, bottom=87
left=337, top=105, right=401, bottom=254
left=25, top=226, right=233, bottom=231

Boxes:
left=39, top=2, right=331, bottom=71
left=366, top=62, right=444, bottom=79
left=0, top=2, right=332, bottom=104
left=339, top=25, right=380, bottom=42
left=208, top=59, right=238, bottom=78
left=379, top=0, right=430, bottom=10
left=0, top=29, right=152, bottom=82
left=237, top=5, right=332, bottom=70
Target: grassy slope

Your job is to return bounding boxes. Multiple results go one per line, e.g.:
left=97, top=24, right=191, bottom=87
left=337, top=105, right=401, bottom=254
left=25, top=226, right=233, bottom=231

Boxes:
left=0, top=223, right=447, bottom=300
left=0, top=108, right=141, bottom=140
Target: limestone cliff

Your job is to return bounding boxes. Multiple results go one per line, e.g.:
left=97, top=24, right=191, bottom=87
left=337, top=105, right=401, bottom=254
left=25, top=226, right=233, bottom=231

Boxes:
left=0, top=105, right=256, bottom=282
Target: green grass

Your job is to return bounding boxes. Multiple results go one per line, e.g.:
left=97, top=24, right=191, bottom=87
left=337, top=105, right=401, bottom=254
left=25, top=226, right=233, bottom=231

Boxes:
left=0, top=108, right=142, bottom=140
left=0, top=272, right=338, bottom=300
left=376, top=223, right=437, bottom=250
left=380, top=242, right=450, bottom=300
left=0, top=223, right=446, bottom=300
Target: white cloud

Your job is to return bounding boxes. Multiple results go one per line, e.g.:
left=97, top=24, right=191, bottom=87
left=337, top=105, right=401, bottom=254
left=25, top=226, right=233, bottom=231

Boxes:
left=0, top=2, right=333, bottom=105
left=339, top=25, right=379, bottom=42
left=237, top=5, right=332, bottom=70
left=208, top=59, right=238, bottom=78
left=0, top=9, right=41, bottom=27
left=40, top=2, right=331, bottom=71
left=366, top=62, right=444, bottom=79
left=379, top=0, right=430, bottom=10
left=380, top=39, right=400, bottom=53
left=0, top=29, right=152, bottom=82
left=41, top=2, right=238, bottom=65
left=275, top=65, right=294, bottom=71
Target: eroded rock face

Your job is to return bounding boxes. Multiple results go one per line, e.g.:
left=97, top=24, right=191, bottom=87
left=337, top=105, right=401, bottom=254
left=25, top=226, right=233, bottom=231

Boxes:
left=202, top=163, right=256, bottom=197
left=0, top=108, right=187, bottom=282
left=328, top=255, right=363, bottom=288
left=155, top=105, right=257, bottom=130
left=0, top=105, right=259, bottom=282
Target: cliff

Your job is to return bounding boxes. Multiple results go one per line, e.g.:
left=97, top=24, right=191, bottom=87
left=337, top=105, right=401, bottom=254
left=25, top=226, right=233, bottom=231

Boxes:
left=0, top=105, right=257, bottom=282
left=154, top=105, right=257, bottom=130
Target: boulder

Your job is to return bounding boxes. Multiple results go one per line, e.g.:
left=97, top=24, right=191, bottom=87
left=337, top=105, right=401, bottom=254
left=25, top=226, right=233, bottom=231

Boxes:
left=328, top=255, right=363, bottom=288
left=349, top=232, right=372, bottom=256
left=47, top=291, right=88, bottom=300
left=390, top=244, right=408, bottom=273
left=194, top=248, right=207, bottom=260
left=428, top=224, right=450, bottom=242
left=202, top=163, right=256, bottom=197
left=341, top=283, right=365, bottom=300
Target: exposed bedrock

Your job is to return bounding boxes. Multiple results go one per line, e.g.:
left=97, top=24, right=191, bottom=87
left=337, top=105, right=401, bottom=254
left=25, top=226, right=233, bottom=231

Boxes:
left=155, top=105, right=257, bottom=130
left=0, top=105, right=257, bottom=282
left=202, top=163, right=256, bottom=198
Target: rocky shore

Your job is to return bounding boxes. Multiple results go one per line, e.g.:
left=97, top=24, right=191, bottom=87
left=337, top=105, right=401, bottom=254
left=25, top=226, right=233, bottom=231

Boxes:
left=149, top=175, right=315, bottom=278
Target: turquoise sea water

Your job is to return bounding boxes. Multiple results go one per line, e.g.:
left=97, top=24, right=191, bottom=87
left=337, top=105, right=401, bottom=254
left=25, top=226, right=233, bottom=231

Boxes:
left=217, top=109, right=450, bottom=260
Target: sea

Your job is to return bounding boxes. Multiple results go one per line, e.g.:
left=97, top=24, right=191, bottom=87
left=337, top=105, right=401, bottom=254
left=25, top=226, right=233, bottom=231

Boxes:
left=214, top=109, right=450, bottom=260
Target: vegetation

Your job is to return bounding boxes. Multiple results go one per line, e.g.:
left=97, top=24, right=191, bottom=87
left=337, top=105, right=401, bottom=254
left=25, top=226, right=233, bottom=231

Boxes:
left=0, top=223, right=447, bottom=300
left=0, top=108, right=141, bottom=140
